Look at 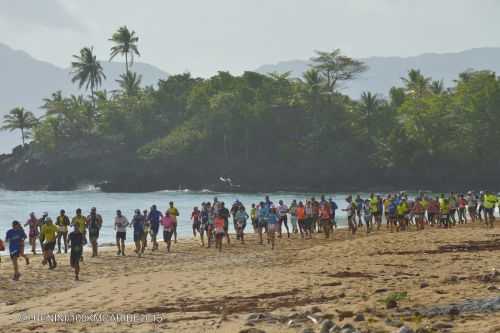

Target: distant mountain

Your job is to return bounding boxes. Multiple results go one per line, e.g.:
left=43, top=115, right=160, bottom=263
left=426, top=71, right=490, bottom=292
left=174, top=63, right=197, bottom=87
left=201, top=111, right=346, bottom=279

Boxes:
left=0, top=43, right=169, bottom=153
left=256, top=47, right=500, bottom=98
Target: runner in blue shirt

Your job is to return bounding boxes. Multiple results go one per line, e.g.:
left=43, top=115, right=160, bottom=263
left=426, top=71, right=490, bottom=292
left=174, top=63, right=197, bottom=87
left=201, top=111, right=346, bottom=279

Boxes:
left=147, top=205, right=163, bottom=251
left=5, top=221, right=27, bottom=281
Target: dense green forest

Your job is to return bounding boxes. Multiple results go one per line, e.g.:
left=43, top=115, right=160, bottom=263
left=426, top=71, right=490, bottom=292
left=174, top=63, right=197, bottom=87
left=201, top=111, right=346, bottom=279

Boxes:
left=1, top=27, right=500, bottom=192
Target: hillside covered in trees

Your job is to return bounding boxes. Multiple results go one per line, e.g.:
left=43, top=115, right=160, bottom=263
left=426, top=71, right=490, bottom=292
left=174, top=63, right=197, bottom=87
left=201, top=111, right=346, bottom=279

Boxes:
left=1, top=27, right=500, bottom=192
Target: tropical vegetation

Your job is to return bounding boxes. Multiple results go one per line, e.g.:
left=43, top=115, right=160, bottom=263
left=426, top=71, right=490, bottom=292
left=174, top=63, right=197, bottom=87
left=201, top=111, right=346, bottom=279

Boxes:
left=2, top=28, right=500, bottom=192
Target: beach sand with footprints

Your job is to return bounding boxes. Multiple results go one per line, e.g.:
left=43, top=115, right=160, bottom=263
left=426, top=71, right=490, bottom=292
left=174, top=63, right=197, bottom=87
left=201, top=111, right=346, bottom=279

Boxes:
left=0, top=224, right=500, bottom=333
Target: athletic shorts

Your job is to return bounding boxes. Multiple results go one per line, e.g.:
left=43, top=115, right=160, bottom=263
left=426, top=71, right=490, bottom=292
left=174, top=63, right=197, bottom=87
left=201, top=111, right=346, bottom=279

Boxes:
left=133, top=231, right=143, bottom=242
left=10, top=251, right=20, bottom=259
left=163, top=230, right=173, bottom=242
left=70, top=251, right=82, bottom=266
left=485, top=208, right=494, bottom=215
left=43, top=241, right=56, bottom=251
left=150, top=223, right=159, bottom=235
left=89, top=229, right=100, bottom=242
left=258, top=219, right=267, bottom=228
left=116, top=232, right=126, bottom=241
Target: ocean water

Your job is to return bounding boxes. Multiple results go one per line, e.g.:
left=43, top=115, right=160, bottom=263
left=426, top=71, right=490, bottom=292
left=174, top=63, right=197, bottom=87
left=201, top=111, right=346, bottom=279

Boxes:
left=0, top=188, right=362, bottom=250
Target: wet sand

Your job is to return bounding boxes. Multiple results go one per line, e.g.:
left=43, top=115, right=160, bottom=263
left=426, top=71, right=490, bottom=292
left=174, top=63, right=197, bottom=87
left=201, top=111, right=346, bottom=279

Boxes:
left=0, top=223, right=499, bottom=333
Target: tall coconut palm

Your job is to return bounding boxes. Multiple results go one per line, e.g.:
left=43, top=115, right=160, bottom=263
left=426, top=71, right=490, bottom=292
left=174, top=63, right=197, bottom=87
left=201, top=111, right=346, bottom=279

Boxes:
left=401, top=69, right=431, bottom=98
left=109, top=26, right=140, bottom=73
left=1, top=107, right=38, bottom=145
left=71, top=47, right=106, bottom=103
left=116, top=71, right=142, bottom=96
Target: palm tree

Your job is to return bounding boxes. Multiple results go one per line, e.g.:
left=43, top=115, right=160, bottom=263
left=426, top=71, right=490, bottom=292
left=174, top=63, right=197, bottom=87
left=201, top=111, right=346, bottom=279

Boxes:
left=430, top=80, right=445, bottom=95
left=42, top=91, right=66, bottom=117
left=109, top=26, right=140, bottom=73
left=302, top=69, right=324, bottom=110
left=116, top=71, right=142, bottom=96
left=71, top=47, right=106, bottom=104
left=360, top=92, right=381, bottom=137
left=401, top=69, right=431, bottom=98
left=360, top=92, right=381, bottom=119
left=1, top=107, right=38, bottom=145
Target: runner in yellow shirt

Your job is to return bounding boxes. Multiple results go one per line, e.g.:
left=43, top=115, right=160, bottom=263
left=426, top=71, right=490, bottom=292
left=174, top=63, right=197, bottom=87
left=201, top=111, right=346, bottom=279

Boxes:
left=167, top=201, right=180, bottom=243
left=41, top=218, right=58, bottom=269
left=71, top=208, right=87, bottom=262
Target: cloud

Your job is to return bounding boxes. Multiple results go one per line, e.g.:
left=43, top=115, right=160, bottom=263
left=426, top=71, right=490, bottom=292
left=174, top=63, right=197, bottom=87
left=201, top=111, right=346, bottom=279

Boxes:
left=0, top=0, right=85, bottom=30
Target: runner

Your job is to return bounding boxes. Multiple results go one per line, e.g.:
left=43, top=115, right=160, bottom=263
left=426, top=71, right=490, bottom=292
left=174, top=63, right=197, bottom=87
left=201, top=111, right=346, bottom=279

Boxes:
left=412, top=197, right=425, bottom=230
left=457, top=194, right=468, bottom=224
left=230, top=200, right=243, bottom=240
left=114, top=210, right=129, bottom=256
left=466, top=191, right=477, bottom=223
left=200, top=203, right=209, bottom=247
left=478, top=191, right=485, bottom=222
left=161, top=211, right=175, bottom=253
left=37, top=212, right=48, bottom=250
left=483, top=191, right=497, bottom=228
left=68, top=224, right=84, bottom=280
left=363, top=199, right=372, bottom=233
left=248, top=203, right=256, bottom=233
left=449, top=193, right=457, bottom=226
left=319, top=200, right=332, bottom=238
left=289, top=200, right=298, bottom=234
left=267, top=207, right=279, bottom=249
left=439, top=196, right=450, bottom=228
left=71, top=209, right=87, bottom=262
left=24, top=212, right=39, bottom=254
left=387, top=198, right=398, bottom=232
left=304, top=200, right=314, bottom=238
left=131, top=209, right=145, bottom=256
left=234, top=206, right=249, bottom=244
left=383, top=194, right=392, bottom=228
left=191, top=206, right=201, bottom=238
left=257, top=201, right=268, bottom=244
left=343, top=196, right=357, bottom=236
left=41, top=217, right=58, bottom=269
left=355, top=194, right=364, bottom=228
left=296, top=201, right=306, bottom=239
left=142, top=209, right=150, bottom=250
left=167, top=201, right=180, bottom=243
left=397, top=197, right=410, bottom=231
left=218, top=202, right=231, bottom=245
left=214, top=212, right=225, bottom=252
left=86, top=207, right=103, bottom=257
left=5, top=221, right=27, bottom=280
left=55, top=209, right=70, bottom=254
left=207, top=202, right=215, bottom=248
left=147, top=205, right=163, bottom=251
left=277, top=200, right=290, bottom=238
left=329, top=198, right=338, bottom=230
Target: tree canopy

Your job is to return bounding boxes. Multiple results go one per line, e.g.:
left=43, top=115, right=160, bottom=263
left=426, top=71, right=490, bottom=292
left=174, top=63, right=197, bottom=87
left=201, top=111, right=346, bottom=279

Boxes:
left=2, top=33, right=500, bottom=192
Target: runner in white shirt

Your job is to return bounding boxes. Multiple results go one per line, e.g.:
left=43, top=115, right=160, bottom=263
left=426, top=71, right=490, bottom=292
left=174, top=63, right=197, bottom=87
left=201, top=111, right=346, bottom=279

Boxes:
left=114, top=210, right=129, bottom=256
left=277, top=200, right=290, bottom=238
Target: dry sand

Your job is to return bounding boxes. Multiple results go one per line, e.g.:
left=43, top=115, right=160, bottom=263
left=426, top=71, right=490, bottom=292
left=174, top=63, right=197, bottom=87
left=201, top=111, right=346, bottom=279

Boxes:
left=0, top=223, right=499, bottom=333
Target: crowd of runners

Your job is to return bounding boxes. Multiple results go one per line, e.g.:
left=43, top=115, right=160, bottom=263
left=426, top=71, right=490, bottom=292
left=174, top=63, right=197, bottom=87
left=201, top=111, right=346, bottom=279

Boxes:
left=0, top=191, right=498, bottom=281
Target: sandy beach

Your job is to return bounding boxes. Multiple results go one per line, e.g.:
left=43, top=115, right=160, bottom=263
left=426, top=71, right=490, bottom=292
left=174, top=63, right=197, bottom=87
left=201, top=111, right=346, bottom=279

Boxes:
left=1, top=223, right=499, bottom=333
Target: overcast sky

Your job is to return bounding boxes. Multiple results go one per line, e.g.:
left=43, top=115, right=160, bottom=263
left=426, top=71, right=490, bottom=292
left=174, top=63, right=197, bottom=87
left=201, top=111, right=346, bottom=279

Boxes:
left=1, top=0, right=499, bottom=77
